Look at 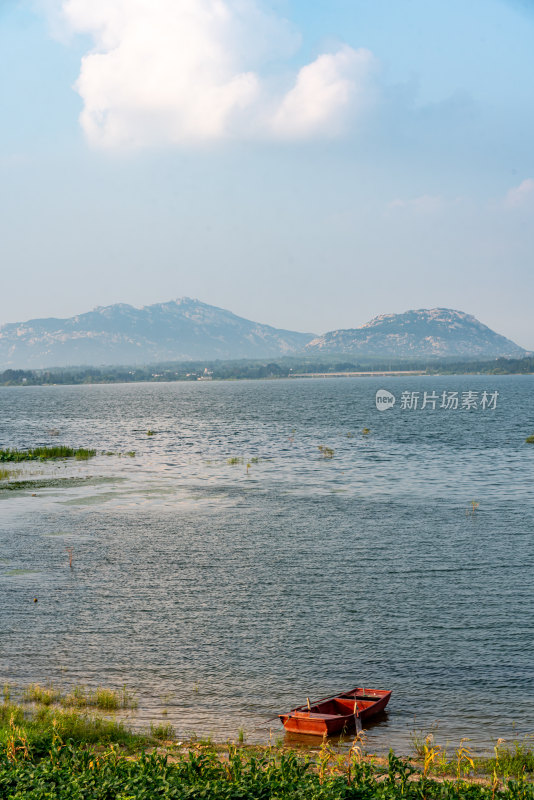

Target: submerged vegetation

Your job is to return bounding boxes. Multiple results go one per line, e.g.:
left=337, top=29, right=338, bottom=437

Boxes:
left=0, top=446, right=96, bottom=462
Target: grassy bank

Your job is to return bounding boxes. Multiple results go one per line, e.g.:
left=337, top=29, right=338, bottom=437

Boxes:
left=1, top=687, right=534, bottom=799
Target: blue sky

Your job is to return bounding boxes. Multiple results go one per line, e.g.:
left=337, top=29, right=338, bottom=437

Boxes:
left=1, top=0, right=533, bottom=348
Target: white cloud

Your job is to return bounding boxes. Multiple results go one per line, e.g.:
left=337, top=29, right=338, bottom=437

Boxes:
left=270, top=46, right=375, bottom=139
left=57, top=0, right=374, bottom=148
left=504, top=178, right=534, bottom=208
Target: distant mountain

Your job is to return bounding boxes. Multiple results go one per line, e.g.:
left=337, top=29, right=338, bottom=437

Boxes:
left=305, top=308, right=526, bottom=359
left=0, top=298, right=314, bottom=369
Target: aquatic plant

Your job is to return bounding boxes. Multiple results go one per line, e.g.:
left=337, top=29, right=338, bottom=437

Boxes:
left=318, top=445, right=335, bottom=459
left=526, top=435, right=534, bottom=444
left=147, top=430, right=155, bottom=436
left=150, top=722, right=175, bottom=740
left=0, top=447, right=96, bottom=463
left=362, top=428, right=371, bottom=435
left=0, top=468, right=20, bottom=481
left=62, top=685, right=138, bottom=711
left=227, top=457, right=243, bottom=465
left=65, top=547, right=74, bottom=569
left=22, top=684, right=62, bottom=706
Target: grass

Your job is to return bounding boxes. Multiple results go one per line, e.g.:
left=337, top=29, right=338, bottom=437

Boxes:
left=21, top=683, right=138, bottom=711
left=150, top=722, right=176, bottom=740
left=410, top=729, right=534, bottom=781
left=0, top=468, right=20, bottom=481
left=0, top=447, right=96, bottom=462
left=227, top=456, right=244, bottom=465
left=526, top=435, right=534, bottom=444
left=1, top=728, right=534, bottom=800
left=22, top=685, right=62, bottom=706
left=62, top=685, right=138, bottom=711
left=2, top=691, right=534, bottom=799
left=0, top=702, right=144, bottom=757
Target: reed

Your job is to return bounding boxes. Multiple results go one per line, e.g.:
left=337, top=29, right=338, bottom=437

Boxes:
left=0, top=447, right=96, bottom=462
left=62, top=685, right=138, bottom=710
left=150, top=722, right=176, bottom=740
left=22, top=684, right=62, bottom=706
left=0, top=468, right=20, bottom=481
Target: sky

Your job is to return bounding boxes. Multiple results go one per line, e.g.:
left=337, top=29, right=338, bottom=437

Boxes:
left=1, top=0, right=534, bottom=348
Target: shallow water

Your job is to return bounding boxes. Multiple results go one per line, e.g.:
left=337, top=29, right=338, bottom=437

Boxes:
left=0, top=376, right=533, bottom=753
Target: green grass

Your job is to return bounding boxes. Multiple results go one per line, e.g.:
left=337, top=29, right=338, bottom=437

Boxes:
left=150, top=722, right=176, bottom=740
left=62, top=685, right=138, bottom=711
left=0, top=447, right=96, bottom=462
left=0, top=702, right=144, bottom=757
left=21, top=683, right=138, bottom=712
left=1, top=735, right=534, bottom=800
left=22, top=685, right=62, bottom=706
left=483, top=737, right=534, bottom=779
left=227, top=456, right=244, bottom=465
left=526, top=435, right=534, bottom=444
left=3, top=688, right=534, bottom=799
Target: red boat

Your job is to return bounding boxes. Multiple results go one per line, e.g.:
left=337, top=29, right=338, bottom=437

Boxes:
left=279, top=686, right=392, bottom=736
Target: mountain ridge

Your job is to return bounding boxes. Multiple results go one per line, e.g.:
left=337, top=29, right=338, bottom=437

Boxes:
left=0, top=301, right=527, bottom=369
left=0, top=298, right=315, bottom=369
left=306, top=307, right=526, bottom=358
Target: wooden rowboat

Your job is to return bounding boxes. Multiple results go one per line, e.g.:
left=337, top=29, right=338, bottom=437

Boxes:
left=279, top=686, right=392, bottom=736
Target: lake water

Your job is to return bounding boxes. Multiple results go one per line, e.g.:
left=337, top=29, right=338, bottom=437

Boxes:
left=1, top=375, right=533, bottom=754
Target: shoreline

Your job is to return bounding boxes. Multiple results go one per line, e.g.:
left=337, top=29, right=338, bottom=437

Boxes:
left=2, top=696, right=533, bottom=798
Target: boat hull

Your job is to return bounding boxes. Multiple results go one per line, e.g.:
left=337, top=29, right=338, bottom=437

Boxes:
left=279, top=687, right=391, bottom=736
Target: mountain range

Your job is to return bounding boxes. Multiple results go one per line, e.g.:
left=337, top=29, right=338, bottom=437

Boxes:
left=305, top=308, right=526, bottom=359
left=0, top=300, right=526, bottom=369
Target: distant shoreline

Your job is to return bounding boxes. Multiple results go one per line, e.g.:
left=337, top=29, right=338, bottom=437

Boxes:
left=1, top=356, right=534, bottom=386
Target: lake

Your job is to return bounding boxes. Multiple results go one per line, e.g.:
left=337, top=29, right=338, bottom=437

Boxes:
left=1, top=375, right=533, bottom=753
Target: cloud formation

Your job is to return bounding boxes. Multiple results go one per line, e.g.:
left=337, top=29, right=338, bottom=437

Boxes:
left=504, top=178, right=534, bottom=208
left=59, top=0, right=374, bottom=148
